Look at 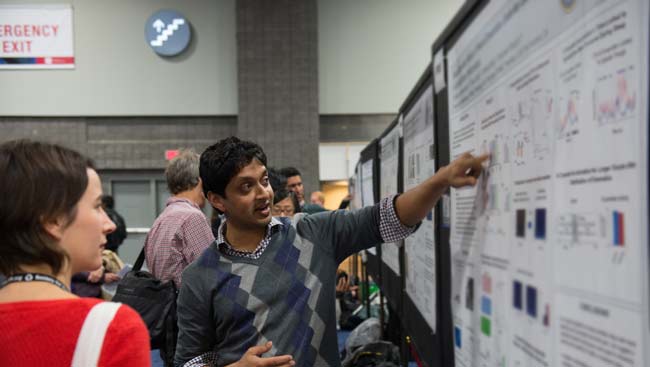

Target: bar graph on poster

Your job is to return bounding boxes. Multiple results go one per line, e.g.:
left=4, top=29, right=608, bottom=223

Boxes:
left=446, top=0, right=649, bottom=366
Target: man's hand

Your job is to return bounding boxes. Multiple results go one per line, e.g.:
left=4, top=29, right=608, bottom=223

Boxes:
left=395, top=152, right=489, bottom=227
left=227, top=341, right=294, bottom=367
left=104, top=273, right=121, bottom=284
left=87, top=266, right=104, bottom=283
left=442, top=152, right=490, bottom=188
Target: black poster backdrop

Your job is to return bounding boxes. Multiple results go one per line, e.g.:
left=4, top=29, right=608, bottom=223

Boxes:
left=398, top=64, right=439, bottom=367
left=378, top=117, right=404, bottom=315
left=397, top=2, right=488, bottom=366
left=359, top=139, right=381, bottom=283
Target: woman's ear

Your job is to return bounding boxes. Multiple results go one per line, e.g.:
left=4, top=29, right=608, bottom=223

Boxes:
left=208, top=191, right=226, bottom=213
left=42, top=217, right=65, bottom=241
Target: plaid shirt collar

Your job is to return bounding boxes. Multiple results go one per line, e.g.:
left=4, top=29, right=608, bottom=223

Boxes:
left=166, top=196, right=200, bottom=210
left=216, top=217, right=284, bottom=259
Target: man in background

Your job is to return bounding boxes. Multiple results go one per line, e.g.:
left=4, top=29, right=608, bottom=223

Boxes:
left=279, top=166, right=305, bottom=208
left=303, top=190, right=327, bottom=214
left=144, top=149, right=214, bottom=288
left=310, top=191, right=325, bottom=207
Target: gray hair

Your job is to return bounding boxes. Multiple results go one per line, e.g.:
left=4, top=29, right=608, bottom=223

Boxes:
left=166, top=149, right=200, bottom=195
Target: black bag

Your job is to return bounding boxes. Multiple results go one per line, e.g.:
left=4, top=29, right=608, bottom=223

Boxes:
left=342, top=341, right=400, bottom=367
left=112, top=248, right=177, bottom=366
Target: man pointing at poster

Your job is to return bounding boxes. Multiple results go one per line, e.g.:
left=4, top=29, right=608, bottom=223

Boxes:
left=174, top=136, right=488, bottom=367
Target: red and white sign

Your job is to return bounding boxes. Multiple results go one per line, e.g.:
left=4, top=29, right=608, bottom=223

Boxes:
left=0, top=5, right=74, bottom=69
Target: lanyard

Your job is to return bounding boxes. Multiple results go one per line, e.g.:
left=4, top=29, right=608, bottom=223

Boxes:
left=1, top=273, right=70, bottom=292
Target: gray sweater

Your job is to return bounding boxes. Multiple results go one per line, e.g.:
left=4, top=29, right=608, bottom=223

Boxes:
left=175, top=199, right=411, bottom=367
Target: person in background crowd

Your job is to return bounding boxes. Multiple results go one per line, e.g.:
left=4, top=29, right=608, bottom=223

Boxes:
left=144, top=149, right=214, bottom=288
left=71, top=263, right=120, bottom=298
left=0, top=140, right=150, bottom=366
left=268, top=167, right=287, bottom=193
left=272, top=189, right=300, bottom=218
left=310, top=191, right=325, bottom=207
left=174, top=136, right=487, bottom=367
left=279, top=166, right=305, bottom=207
left=303, top=190, right=327, bottom=214
left=101, top=195, right=127, bottom=254
left=335, top=269, right=363, bottom=330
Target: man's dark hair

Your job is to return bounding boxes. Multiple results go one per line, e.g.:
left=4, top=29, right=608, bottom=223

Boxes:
left=279, top=166, right=301, bottom=178
left=101, top=195, right=115, bottom=209
left=267, top=167, right=287, bottom=193
left=200, top=136, right=268, bottom=198
left=0, top=140, right=94, bottom=276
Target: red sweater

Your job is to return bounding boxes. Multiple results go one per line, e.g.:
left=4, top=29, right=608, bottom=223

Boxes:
left=0, top=298, right=151, bottom=366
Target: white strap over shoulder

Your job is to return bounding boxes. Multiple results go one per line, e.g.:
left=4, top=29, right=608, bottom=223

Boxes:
left=71, top=302, right=122, bottom=367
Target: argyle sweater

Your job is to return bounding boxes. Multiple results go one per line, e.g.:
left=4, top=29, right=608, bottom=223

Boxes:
left=175, top=198, right=413, bottom=367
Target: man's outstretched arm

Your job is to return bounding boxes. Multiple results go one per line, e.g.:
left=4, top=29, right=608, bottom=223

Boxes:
left=395, top=152, right=489, bottom=227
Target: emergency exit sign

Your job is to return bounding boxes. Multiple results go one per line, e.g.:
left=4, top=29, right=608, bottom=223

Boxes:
left=0, top=4, right=74, bottom=69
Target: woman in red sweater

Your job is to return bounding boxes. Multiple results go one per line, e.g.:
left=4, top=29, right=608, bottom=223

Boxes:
left=0, top=140, right=151, bottom=367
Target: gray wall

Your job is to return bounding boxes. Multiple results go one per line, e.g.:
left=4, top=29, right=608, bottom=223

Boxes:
left=0, top=0, right=238, bottom=116
left=318, top=0, right=462, bottom=114
left=0, top=0, right=460, bottom=116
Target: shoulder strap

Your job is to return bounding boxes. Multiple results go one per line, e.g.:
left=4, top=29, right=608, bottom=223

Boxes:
left=71, top=302, right=122, bottom=367
left=133, top=246, right=146, bottom=271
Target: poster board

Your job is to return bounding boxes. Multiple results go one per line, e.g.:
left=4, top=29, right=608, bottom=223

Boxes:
left=444, top=1, right=650, bottom=366
left=379, top=116, right=405, bottom=313
left=360, top=140, right=382, bottom=282
left=398, top=66, right=443, bottom=367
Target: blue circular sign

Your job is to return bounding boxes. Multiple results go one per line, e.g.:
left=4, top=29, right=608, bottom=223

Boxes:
left=145, top=10, right=191, bottom=56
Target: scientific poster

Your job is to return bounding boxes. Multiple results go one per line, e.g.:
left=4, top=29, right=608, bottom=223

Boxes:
left=361, top=159, right=375, bottom=207
left=380, top=124, right=402, bottom=275
left=403, top=85, right=437, bottom=331
left=447, top=0, right=649, bottom=366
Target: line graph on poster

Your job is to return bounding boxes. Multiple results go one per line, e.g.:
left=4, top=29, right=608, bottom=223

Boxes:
left=510, top=89, right=553, bottom=165
left=593, top=65, right=637, bottom=126
left=557, top=90, right=580, bottom=140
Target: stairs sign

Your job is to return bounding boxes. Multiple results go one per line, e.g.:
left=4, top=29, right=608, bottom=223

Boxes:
left=145, top=10, right=191, bottom=56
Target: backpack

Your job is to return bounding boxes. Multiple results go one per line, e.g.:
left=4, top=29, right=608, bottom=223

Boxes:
left=342, top=341, right=401, bottom=367
left=111, top=247, right=177, bottom=366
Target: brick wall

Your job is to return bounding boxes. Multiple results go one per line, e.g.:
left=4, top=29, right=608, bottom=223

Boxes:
left=236, top=0, right=320, bottom=194
left=0, top=116, right=236, bottom=169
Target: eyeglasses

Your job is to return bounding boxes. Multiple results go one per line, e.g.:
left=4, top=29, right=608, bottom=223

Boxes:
left=272, top=206, right=295, bottom=215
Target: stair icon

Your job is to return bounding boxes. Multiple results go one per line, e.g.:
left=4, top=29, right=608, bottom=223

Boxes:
left=150, top=19, right=186, bottom=47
